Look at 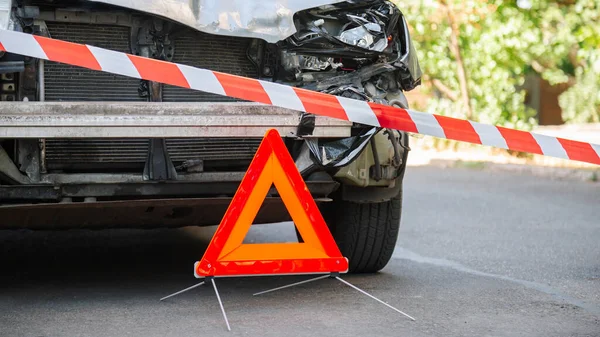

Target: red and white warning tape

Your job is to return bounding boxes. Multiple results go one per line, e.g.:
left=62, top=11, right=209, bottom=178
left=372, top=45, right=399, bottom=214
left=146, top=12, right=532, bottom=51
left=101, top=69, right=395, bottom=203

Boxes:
left=1, top=29, right=598, bottom=165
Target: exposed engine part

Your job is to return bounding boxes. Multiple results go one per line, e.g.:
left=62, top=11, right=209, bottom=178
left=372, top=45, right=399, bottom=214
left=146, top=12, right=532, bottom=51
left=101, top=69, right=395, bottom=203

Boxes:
left=303, top=62, right=394, bottom=88
left=286, top=34, right=413, bottom=104
left=0, top=145, right=31, bottom=184
left=370, top=138, right=382, bottom=181
left=277, top=0, right=421, bottom=103
left=312, top=67, right=410, bottom=106
left=364, top=82, right=387, bottom=103
left=332, top=1, right=400, bottom=53
left=281, top=52, right=342, bottom=75
left=324, top=85, right=370, bottom=101
left=132, top=18, right=174, bottom=61
left=337, top=22, right=387, bottom=52
left=384, top=129, right=404, bottom=168
left=286, top=1, right=400, bottom=56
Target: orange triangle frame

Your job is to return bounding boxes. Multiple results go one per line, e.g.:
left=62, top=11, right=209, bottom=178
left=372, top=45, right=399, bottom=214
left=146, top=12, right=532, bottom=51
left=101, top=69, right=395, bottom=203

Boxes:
left=195, top=129, right=348, bottom=277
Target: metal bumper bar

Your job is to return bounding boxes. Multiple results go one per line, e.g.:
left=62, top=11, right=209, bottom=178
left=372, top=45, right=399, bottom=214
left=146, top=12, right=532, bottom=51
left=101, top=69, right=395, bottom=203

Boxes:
left=0, top=102, right=352, bottom=138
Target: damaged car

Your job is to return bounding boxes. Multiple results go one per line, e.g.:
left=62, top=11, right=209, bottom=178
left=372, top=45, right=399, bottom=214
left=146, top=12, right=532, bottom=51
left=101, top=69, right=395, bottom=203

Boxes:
left=0, top=0, right=421, bottom=273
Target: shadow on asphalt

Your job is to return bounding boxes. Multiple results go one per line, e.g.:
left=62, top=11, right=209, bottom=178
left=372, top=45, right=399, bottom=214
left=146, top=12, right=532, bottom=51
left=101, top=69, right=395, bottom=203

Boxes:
left=0, top=226, right=391, bottom=297
left=0, top=227, right=213, bottom=286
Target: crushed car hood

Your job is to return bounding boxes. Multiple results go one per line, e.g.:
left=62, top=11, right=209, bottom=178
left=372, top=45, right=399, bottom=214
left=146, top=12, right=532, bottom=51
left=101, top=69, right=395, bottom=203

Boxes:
left=86, top=0, right=346, bottom=43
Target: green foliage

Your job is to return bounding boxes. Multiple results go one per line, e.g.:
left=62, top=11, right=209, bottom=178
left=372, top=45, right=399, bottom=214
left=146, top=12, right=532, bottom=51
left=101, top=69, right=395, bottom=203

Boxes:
left=561, top=68, right=600, bottom=123
left=395, top=0, right=600, bottom=126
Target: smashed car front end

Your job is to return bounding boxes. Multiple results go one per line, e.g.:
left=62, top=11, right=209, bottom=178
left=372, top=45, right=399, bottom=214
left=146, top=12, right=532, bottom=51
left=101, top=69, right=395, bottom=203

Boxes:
left=0, top=0, right=421, bottom=228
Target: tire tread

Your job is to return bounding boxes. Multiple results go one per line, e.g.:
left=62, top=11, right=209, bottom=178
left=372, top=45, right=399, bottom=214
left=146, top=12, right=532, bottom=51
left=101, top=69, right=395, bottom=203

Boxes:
left=327, top=189, right=403, bottom=273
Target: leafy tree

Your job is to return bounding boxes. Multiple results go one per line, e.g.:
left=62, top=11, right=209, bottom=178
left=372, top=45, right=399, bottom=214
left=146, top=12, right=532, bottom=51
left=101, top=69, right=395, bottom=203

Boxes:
left=395, top=0, right=600, bottom=127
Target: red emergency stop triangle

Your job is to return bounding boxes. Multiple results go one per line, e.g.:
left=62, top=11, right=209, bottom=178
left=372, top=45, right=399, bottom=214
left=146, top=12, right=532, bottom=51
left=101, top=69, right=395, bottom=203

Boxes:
left=195, top=129, right=349, bottom=277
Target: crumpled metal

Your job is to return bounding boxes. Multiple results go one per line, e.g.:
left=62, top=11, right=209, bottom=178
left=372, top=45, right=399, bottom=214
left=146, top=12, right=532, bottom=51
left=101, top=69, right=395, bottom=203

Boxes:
left=86, top=0, right=345, bottom=43
left=337, top=22, right=387, bottom=52
left=305, top=127, right=378, bottom=168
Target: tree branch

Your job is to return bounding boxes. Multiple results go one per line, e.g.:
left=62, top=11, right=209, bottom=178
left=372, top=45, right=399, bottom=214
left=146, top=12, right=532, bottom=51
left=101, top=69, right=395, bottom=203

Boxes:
left=530, top=60, right=546, bottom=73
left=427, top=76, right=459, bottom=101
left=440, top=0, right=473, bottom=120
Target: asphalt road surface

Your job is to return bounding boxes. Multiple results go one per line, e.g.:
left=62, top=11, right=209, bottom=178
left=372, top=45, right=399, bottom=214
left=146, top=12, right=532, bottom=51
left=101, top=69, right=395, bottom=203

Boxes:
left=1, top=166, right=599, bottom=337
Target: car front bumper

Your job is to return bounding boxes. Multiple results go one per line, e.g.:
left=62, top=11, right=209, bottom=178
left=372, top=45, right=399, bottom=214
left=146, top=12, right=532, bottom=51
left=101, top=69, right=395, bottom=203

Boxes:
left=0, top=102, right=351, bottom=139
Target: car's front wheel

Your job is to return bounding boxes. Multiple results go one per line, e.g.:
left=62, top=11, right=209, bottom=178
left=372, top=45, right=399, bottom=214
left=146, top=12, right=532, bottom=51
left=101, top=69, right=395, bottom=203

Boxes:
left=321, top=187, right=403, bottom=273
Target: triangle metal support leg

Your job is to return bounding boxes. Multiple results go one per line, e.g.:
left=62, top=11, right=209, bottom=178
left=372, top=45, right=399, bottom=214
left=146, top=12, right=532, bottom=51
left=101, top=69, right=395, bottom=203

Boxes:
left=210, top=278, right=231, bottom=331
left=335, top=277, right=416, bottom=321
left=252, top=273, right=415, bottom=322
left=160, top=281, right=205, bottom=301
left=160, top=278, right=232, bottom=331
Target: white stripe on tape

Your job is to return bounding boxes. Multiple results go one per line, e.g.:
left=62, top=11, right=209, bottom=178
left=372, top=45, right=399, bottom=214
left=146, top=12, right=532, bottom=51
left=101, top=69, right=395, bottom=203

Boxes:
left=0, top=30, right=48, bottom=60
left=592, top=144, right=600, bottom=158
left=87, top=45, right=141, bottom=79
left=531, top=133, right=569, bottom=159
left=177, top=64, right=226, bottom=96
left=336, top=97, right=380, bottom=127
left=407, top=110, right=445, bottom=139
left=469, top=121, right=509, bottom=149
left=260, top=81, right=306, bottom=112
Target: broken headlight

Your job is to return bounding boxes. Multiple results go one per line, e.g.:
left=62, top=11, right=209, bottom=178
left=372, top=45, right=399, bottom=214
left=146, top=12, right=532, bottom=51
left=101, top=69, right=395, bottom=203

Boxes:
left=279, top=0, right=421, bottom=102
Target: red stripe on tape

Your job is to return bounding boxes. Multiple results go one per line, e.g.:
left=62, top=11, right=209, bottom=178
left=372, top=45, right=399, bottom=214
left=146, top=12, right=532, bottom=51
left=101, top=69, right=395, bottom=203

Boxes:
left=434, top=115, right=482, bottom=144
left=34, top=36, right=101, bottom=70
left=293, top=88, right=349, bottom=121
left=497, top=127, right=542, bottom=155
left=557, top=138, right=600, bottom=165
left=368, top=103, right=418, bottom=133
left=127, top=55, right=190, bottom=88
left=214, top=72, right=272, bottom=105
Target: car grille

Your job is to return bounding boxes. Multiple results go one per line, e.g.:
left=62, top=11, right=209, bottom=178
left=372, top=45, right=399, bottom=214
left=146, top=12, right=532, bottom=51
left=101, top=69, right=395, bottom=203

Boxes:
left=163, top=29, right=258, bottom=102
left=44, top=138, right=263, bottom=172
left=44, top=23, right=144, bottom=102
left=43, top=22, right=258, bottom=102
left=41, top=23, right=263, bottom=173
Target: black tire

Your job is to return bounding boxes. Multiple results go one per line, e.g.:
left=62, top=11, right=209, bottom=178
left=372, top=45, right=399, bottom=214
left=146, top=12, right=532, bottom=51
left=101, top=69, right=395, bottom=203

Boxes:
left=296, top=131, right=408, bottom=273
left=326, top=190, right=402, bottom=273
